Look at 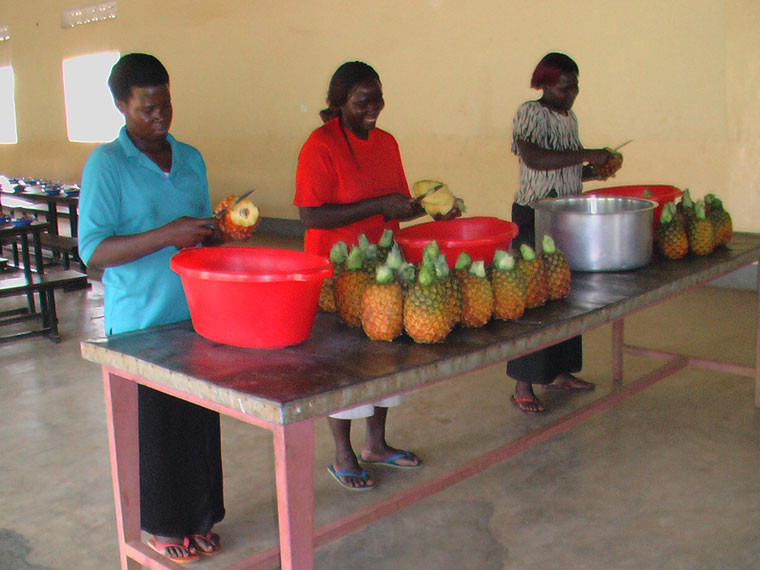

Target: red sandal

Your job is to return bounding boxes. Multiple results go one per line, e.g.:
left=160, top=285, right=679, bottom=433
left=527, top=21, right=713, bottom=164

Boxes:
left=510, top=394, right=545, bottom=414
left=189, top=531, right=222, bottom=556
left=147, top=537, right=200, bottom=564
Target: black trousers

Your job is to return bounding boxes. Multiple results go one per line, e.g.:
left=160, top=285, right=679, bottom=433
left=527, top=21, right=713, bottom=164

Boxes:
left=139, top=385, right=226, bottom=536
left=507, top=199, right=582, bottom=384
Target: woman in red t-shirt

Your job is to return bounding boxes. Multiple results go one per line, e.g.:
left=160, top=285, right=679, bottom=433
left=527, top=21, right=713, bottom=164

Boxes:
left=294, top=61, right=423, bottom=490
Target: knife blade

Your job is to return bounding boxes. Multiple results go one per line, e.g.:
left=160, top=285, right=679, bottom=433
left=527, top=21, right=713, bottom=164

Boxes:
left=215, top=188, right=256, bottom=218
left=413, top=183, right=444, bottom=203
left=612, top=139, right=633, bottom=152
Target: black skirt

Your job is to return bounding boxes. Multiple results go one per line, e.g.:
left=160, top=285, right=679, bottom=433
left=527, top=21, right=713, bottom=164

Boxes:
left=138, top=385, right=225, bottom=536
left=508, top=200, right=582, bottom=385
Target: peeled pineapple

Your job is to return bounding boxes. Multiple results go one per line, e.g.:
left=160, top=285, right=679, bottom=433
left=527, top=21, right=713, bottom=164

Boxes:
left=214, top=194, right=260, bottom=243
left=411, top=180, right=465, bottom=218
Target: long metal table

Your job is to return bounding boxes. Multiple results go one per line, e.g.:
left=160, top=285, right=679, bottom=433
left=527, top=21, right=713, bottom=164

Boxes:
left=81, top=232, right=760, bottom=570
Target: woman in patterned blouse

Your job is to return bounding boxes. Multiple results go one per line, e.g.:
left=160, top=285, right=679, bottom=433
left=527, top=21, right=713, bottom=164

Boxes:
left=508, top=52, right=621, bottom=413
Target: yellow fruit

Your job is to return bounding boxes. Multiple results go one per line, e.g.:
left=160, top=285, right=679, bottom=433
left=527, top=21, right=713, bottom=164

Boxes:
left=361, top=265, right=404, bottom=341
left=516, top=244, right=548, bottom=309
left=540, top=235, right=571, bottom=300
left=459, top=261, right=494, bottom=328
left=334, top=246, right=370, bottom=327
left=656, top=202, right=689, bottom=260
left=686, top=200, right=716, bottom=256
left=490, top=250, right=526, bottom=321
left=214, top=195, right=260, bottom=243
left=403, top=263, right=451, bottom=343
left=411, top=180, right=457, bottom=217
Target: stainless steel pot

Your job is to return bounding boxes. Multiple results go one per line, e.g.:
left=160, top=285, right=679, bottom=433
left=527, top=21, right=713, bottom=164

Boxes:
left=534, top=196, right=657, bottom=272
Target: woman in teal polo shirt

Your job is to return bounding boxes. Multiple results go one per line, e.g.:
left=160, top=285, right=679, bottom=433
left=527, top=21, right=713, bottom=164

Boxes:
left=79, top=53, right=224, bottom=563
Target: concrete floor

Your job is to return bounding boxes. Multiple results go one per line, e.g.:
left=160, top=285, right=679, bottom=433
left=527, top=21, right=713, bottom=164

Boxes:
left=1, top=238, right=759, bottom=569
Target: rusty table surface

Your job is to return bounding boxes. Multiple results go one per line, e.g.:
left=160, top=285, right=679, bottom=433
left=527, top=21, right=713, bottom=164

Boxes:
left=80, top=232, right=760, bottom=425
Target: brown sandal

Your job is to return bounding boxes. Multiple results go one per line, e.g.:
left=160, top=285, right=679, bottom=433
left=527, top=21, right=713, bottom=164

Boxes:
left=189, top=531, right=221, bottom=556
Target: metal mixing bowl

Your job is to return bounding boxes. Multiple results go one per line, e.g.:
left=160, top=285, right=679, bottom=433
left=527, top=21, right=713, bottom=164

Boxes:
left=534, top=196, right=657, bottom=272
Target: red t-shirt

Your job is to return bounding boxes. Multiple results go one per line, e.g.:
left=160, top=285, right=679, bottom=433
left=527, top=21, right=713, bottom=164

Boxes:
left=294, top=117, right=410, bottom=257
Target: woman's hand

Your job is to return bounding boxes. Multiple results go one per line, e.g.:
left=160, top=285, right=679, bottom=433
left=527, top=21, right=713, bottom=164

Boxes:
left=87, top=216, right=215, bottom=268
left=162, top=216, right=215, bottom=249
left=379, top=193, right=424, bottom=221
left=583, top=148, right=614, bottom=167
left=432, top=204, right=463, bottom=222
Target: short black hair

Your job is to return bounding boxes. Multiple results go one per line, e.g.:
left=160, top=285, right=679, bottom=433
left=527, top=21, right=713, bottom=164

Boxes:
left=108, top=53, right=169, bottom=103
left=320, top=61, right=381, bottom=122
left=530, top=52, right=579, bottom=89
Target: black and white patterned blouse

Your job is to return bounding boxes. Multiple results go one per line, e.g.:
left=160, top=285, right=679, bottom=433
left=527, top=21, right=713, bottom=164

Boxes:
left=511, top=100, right=583, bottom=205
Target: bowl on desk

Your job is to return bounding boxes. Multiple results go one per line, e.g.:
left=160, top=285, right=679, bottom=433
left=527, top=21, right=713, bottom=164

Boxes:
left=63, top=188, right=80, bottom=197
left=396, top=217, right=519, bottom=268
left=13, top=184, right=26, bottom=194
left=0, top=215, right=11, bottom=224
left=44, top=188, right=62, bottom=196
left=171, top=246, right=332, bottom=349
left=11, top=218, right=33, bottom=227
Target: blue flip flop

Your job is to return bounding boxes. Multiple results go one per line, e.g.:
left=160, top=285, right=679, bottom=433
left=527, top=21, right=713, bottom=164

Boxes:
left=358, top=450, right=423, bottom=469
left=327, top=465, right=375, bottom=491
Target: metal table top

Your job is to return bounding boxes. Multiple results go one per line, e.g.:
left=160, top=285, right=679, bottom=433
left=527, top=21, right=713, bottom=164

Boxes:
left=81, top=232, right=760, bottom=425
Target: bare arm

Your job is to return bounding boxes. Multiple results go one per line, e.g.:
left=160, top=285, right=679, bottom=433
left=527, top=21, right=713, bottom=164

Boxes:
left=516, top=139, right=613, bottom=172
left=87, top=216, right=215, bottom=268
left=299, top=193, right=424, bottom=229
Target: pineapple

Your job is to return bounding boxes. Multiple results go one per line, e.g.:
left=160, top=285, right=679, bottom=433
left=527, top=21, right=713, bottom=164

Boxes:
left=459, top=260, right=494, bottom=328
left=516, top=244, right=548, bottom=309
left=213, top=194, right=261, bottom=242
left=319, top=241, right=348, bottom=312
left=686, top=199, right=716, bottom=256
left=704, top=193, right=733, bottom=247
left=334, top=246, right=371, bottom=327
left=677, top=188, right=696, bottom=225
left=430, top=253, right=461, bottom=328
left=403, top=262, right=451, bottom=344
left=490, top=249, right=526, bottom=321
left=655, top=202, right=689, bottom=260
left=540, top=235, right=571, bottom=300
left=361, top=262, right=404, bottom=342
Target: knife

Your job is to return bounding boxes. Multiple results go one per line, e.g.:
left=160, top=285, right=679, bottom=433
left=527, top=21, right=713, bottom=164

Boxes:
left=413, top=183, right=444, bottom=203
left=612, top=139, right=633, bottom=152
left=215, top=188, right=256, bottom=218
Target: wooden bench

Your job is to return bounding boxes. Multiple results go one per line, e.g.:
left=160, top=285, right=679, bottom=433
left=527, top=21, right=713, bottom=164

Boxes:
left=40, top=234, right=82, bottom=271
left=0, top=269, right=89, bottom=342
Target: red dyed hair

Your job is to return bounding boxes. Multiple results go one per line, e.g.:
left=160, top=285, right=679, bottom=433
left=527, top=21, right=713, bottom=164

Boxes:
left=530, top=52, right=579, bottom=89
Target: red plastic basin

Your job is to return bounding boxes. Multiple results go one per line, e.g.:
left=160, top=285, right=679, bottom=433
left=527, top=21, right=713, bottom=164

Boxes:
left=585, top=184, right=682, bottom=229
left=171, top=247, right=332, bottom=349
left=396, top=217, right=519, bottom=268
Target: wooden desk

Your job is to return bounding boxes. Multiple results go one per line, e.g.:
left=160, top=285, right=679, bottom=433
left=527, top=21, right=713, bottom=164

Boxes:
left=80, top=233, right=760, bottom=570
left=1, top=186, right=79, bottom=237
left=0, top=221, right=87, bottom=342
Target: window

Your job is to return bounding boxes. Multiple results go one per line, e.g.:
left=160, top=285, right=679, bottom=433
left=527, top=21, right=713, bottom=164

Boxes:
left=0, top=65, right=18, bottom=144
left=62, top=51, right=123, bottom=143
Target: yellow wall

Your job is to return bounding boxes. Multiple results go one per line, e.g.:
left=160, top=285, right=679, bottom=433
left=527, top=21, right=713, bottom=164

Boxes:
left=0, top=0, right=758, bottom=229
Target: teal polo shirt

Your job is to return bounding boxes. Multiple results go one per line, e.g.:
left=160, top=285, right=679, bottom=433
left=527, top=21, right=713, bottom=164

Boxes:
left=79, top=127, right=211, bottom=335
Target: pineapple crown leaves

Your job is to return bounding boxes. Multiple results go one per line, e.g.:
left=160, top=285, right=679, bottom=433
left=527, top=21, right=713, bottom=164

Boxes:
left=492, top=249, right=516, bottom=271
left=434, top=255, right=451, bottom=280
left=345, top=246, right=365, bottom=271
left=378, top=228, right=395, bottom=249
left=681, top=188, right=694, bottom=209
left=385, top=244, right=405, bottom=272
left=397, top=262, right=416, bottom=284
left=455, top=251, right=472, bottom=271
left=357, top=234, right=379, bottom=262
left=454, top=197, right=467, bottom=213
left=417, top=263, right=435, bottom=286
left=357, top=233, right=371, bottom=250
left=329, top=241, right=349, bottom=264
left=469, top=260, right=487, bottom=278
left=374, top=263, right=395, bottom=285
left=694, top=199, right=707, bottom=220
left=422, top=241, right=441, bottom=265
left=519, top=243, right=537, bottom=261
left=541, top=235, right=557, bottom=255
left=659, top=202, right=677, bottom=225
left=704, top=193, right=723, bottom=209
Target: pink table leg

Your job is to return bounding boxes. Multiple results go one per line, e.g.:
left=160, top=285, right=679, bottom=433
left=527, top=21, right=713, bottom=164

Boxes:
left=612, top=319, right=624, bottom=383
left=103, top=369, right=142, bottom=570
left=756, top=263, right=760, bottom=407
left=272, top=420, right=316, bottom=570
